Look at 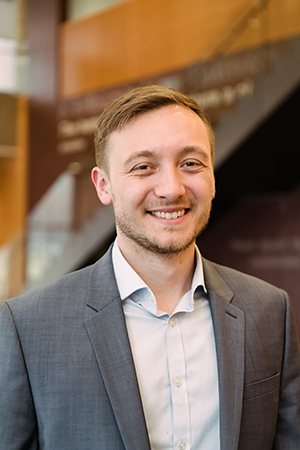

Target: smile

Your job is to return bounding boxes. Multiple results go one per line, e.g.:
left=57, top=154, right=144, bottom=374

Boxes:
left=150, top=209, right=187, bottom=219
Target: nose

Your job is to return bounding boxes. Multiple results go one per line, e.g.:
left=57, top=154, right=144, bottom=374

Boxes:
left=154, top=167, right=186, bottom=201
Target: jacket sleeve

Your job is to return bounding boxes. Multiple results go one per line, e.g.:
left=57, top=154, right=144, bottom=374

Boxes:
left=273, top=293, right=300, bottom=449
left=0, top=301, right=38, bottom=449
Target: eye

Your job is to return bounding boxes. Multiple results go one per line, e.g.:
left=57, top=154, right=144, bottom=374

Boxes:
left=130, top=163, right=156, bottom=175
left=137, top=164, right=150, bottom=171
left=181, top=159, right=203, bottom=171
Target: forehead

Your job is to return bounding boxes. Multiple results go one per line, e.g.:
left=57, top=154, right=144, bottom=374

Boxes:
left=107, top=105, right=210, bottom=157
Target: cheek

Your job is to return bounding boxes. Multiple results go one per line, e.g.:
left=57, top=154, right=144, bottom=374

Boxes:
left=189, top=178, right=214, bottom=199
left=123, top=180, right=151, bottom=202
left=112, top=183, right=148, bottom=209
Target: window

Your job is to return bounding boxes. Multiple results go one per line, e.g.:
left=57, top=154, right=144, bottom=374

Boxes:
left=66, top=0, right=126, bottom=21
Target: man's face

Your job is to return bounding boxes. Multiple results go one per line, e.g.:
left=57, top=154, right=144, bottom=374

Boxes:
left=92, top=105, right=215, bottom=256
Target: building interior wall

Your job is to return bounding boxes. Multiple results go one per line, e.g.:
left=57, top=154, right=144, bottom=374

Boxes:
left=59, top=0, right=300, bottom=99
left=0, top=0, right=300, bottom=322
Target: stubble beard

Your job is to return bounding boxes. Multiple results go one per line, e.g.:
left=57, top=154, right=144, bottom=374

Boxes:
left=114, top=202, right=212, bottom=256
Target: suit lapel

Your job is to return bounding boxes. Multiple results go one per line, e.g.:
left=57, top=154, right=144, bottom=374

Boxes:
left=84, top=250, right=151, bottom=450
left=203, top=259, right=245, bottom=450
left=82, top=251, right=245, bottom=450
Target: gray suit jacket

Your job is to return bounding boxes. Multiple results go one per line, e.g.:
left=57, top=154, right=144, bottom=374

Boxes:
left=1, top=248, right=300, bottom=450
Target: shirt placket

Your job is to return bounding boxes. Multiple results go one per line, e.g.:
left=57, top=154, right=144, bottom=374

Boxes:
left=167, top=315, right=191, bottom=450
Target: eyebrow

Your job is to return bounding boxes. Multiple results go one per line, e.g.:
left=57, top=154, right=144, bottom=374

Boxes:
left=123, top=150, right=157, bottom=167
left=179, top=146, right=210, bottom=159
left=124, top=146, right=210, bottom=165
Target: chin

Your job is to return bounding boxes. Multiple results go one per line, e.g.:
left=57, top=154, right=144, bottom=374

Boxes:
left=131, top=234, right=196, bottom=256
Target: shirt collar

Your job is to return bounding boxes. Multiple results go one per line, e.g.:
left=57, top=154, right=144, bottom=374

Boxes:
left=112, top=239, right=207, bottom=302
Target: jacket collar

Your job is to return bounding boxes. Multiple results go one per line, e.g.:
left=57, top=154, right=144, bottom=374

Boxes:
left=203, top=258, right=245, bottom=450
left=84, top=248, right=151, bottom=450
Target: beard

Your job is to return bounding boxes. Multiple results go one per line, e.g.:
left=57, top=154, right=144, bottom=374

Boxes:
left=114, top=203, right=212, bottom=256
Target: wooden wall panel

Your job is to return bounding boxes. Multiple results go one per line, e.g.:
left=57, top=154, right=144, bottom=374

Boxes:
left=58, top=0, right=253, bottom=98
left=0, top=96, right=28, bottom=246
left=220, top=0, right=300, bottom=55
left=59, top=0, right=300, bottom=99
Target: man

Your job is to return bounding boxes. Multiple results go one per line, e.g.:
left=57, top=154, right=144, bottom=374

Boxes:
left=0, top=85, right=300, bottom=450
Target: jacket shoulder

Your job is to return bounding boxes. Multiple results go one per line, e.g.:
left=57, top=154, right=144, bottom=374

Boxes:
left=4, top=248, right=113, bottom=312
left=203, top=258, right=288, bottom=302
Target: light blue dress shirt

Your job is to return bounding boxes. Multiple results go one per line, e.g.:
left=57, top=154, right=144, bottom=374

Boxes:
left=112, top=240, right=220, bottom=450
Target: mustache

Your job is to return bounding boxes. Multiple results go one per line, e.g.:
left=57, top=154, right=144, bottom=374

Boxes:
left=144, top=201, right=192, bottom=211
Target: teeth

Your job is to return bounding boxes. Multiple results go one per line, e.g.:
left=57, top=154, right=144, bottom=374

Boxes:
left=152, top=209, right=186, bottom=219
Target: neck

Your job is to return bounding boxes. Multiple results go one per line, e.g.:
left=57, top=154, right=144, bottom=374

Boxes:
left=117, top=237, right=196, bottom=314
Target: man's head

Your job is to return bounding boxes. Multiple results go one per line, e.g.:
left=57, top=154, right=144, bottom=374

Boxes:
left=92, top=86, right=215, bottom=257
left=94, top=85, right=215, bottom=174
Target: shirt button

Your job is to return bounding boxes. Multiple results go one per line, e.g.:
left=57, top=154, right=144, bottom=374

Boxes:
left=169, top=318, right=176, bottom=327
left=174, top=377, right=182, bottom=387
left=178, top=441, right=186, bottom=450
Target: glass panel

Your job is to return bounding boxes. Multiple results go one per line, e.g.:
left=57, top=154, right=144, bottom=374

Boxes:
left=66, top=0, right=126, bottom=21
left=0, top=38, right=17, bottom=93
left=26, top=172, right=75, bottom=287
left=0, top=245, right=9, bottom=300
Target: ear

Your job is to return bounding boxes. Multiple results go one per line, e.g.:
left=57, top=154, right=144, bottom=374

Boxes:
left=91, top=166, right=113, bottom=205
left=212, top=182, right=216, bottom=199
left=211, top=174, right=216, bottom=200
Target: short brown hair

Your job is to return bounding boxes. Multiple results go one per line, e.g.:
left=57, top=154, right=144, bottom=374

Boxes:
left=94, top=85, right=215, bottom=171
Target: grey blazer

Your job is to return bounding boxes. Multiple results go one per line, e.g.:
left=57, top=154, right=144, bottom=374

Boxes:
left=1, top=248, right=300, bottom=450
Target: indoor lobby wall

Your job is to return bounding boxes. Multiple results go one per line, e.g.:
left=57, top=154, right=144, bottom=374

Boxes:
left=2, top=0, right=298, bottom=301
left=25, top=0, right=300, bottom=208
left=59, top=0, right=300, bottom=99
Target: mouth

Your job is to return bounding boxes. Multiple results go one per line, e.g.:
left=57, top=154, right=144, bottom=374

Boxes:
left=149, top=209, right=188, bottom=220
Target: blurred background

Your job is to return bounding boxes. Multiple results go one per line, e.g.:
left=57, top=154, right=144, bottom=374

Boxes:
left=0, top=0, right=300, bottom=332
